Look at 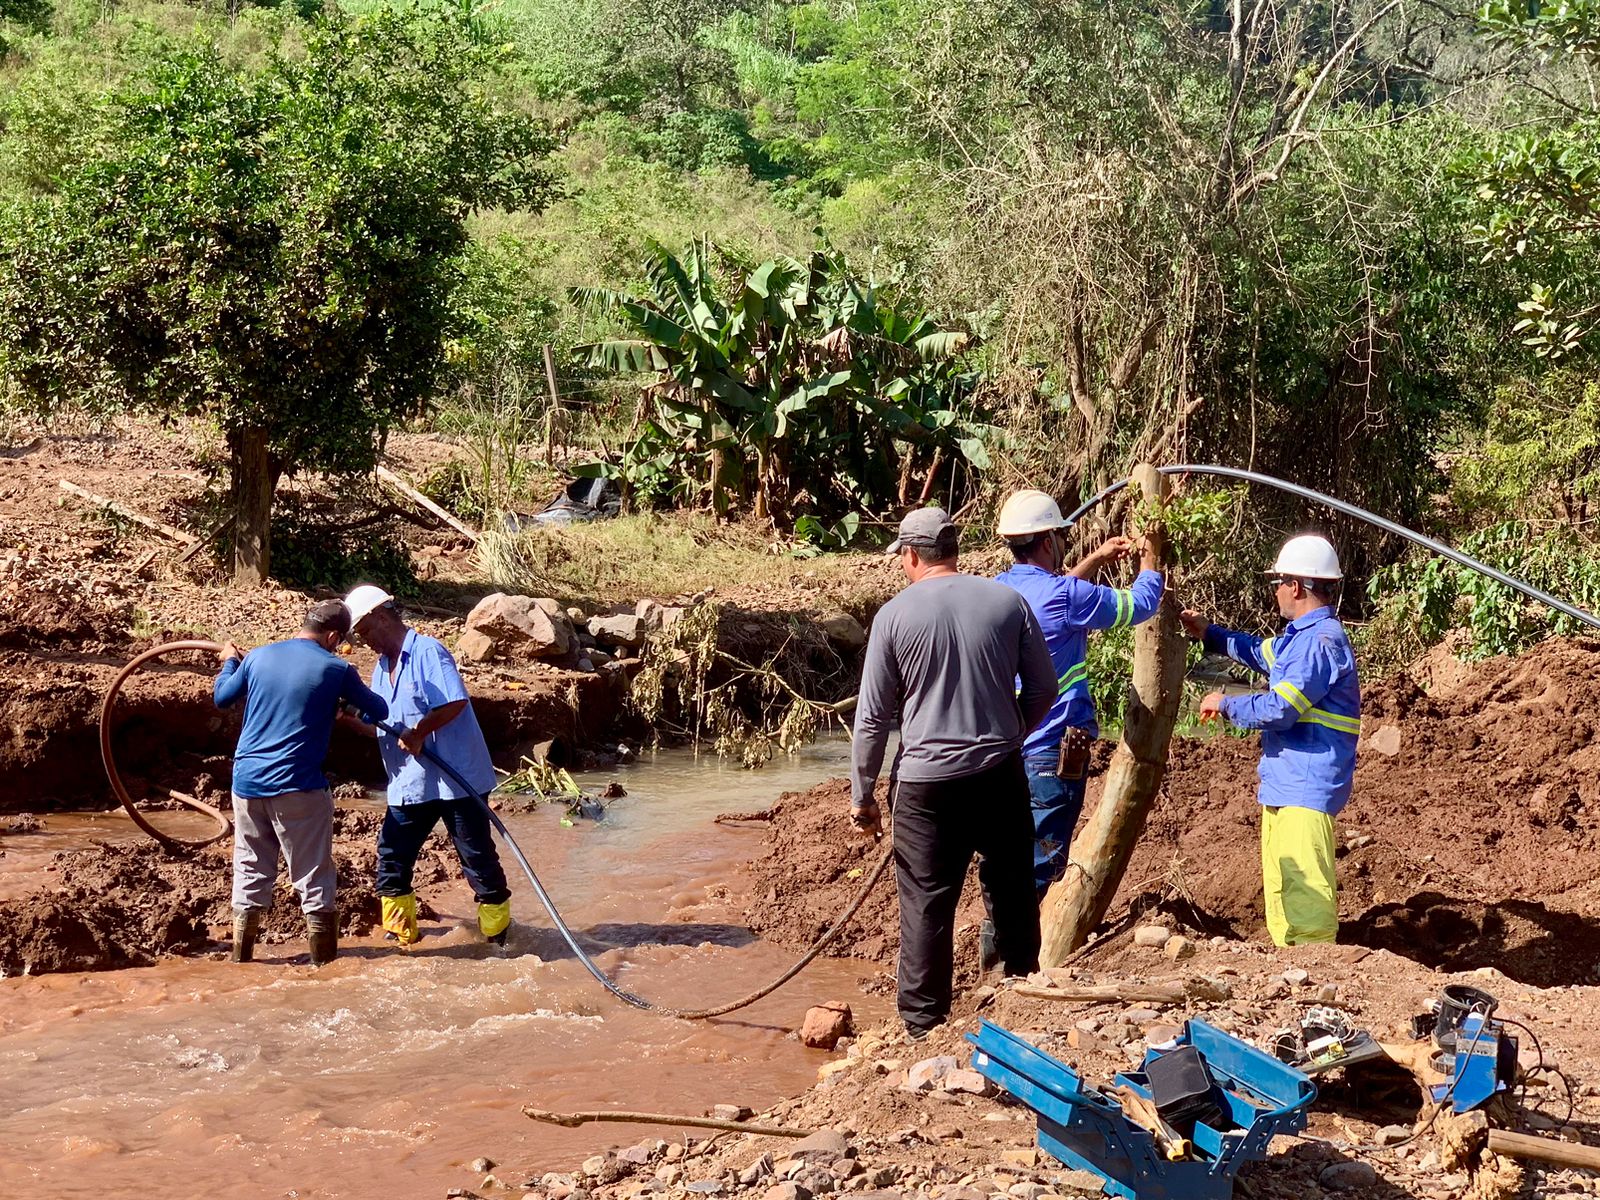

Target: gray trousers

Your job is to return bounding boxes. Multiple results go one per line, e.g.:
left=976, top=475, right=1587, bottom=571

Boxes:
left=231, top=789, right=336, bottom=914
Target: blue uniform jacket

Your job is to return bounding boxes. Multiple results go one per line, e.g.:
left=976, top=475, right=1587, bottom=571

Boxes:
left=996, top=564, right=1165, bottom=749
left=1205, top=606, right=1362, bottom=816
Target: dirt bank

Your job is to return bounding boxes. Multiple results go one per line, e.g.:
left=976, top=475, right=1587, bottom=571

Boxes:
left=0, top=808, right=460, bottom=975
left=745, top=637, right=1600, bottom=987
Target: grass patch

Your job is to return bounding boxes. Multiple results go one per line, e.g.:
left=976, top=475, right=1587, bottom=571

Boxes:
left=476, top=511, right=895, bottom=612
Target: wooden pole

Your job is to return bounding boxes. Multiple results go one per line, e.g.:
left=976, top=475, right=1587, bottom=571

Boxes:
left=1487, top=1129, right=1600, bottom=1171
left=1011, top=980, right=1186, bottom=1004
left=543, top=343, right=563, bottom=466
left=522, top=1108, right=812, bottom=1138
left=57, top=480, right=198, bottom=548
left=375, top=464, right=479, bottom=543
left=1039, top=463, right=1185, bottom=965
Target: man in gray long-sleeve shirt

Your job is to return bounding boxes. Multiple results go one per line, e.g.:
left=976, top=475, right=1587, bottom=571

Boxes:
left=852, top=507, right=1056, bottom=1038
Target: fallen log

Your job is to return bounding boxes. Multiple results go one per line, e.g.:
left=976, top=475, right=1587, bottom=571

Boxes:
left=58, top=480, right=198, bottom=547
left=522, top=1108, right=812, bottom=1137
left=1012, top=980, right=1186, bottom=1005
left=376, top=463, right=478, bottom=543
left=1487, top=1128, right=1600, bottom=1170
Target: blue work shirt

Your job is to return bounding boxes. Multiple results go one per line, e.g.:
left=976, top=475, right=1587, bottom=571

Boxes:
left=1205, top=606, right=1362, bottom=816
left=995, top=564, right=1165, bottom=748
left=214, top=638, right=387, bottom=800
left=369, top=629, right=497, bottom=805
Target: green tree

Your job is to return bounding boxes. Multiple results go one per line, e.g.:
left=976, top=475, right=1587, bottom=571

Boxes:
left=572, top=239, right=988, bottom=523
left=0, top=4, right=558, bottom=583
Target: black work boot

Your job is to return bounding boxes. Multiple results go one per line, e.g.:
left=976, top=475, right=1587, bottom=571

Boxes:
left=231, top=908, right=265, bottom=963
left=306, top=909, right=338, bottom=967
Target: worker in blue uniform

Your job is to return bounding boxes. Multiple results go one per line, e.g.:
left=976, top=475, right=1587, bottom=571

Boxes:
left=1180, top=534, right=1361, bottom=946
left=994, top=490, right=1166, bottom=897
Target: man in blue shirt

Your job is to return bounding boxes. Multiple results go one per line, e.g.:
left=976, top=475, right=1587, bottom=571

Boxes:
left=214, top=599, right=388, bottom=966
left=994, top=490, right=1165, bottom=897
left=342, top=585, right=511, bottom=947
left=1180, top=534, right=1361, bottom=947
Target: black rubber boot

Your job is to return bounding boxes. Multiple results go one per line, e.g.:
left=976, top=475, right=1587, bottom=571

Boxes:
left=231, top=908, right=265, bottom=963
left=306, top=910, right=338, bottom=967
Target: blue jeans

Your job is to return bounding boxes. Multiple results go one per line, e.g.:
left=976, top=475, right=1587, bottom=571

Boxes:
left=377, top=799, right=510, bottom=905
left=1025, top=753, right=1087, bottom=897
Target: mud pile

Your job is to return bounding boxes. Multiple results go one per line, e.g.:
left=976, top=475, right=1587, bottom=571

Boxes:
left=746, top=637, right=1600, bottom=986
left=0, top=808, right=457, bottom=975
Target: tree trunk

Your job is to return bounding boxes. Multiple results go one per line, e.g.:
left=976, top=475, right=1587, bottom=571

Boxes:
left=1038, top=463, right=1186, bottom=964
left=232, top=427, right=272, bottom=586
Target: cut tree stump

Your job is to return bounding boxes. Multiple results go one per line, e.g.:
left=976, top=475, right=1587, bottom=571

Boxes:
left=1039, top=463, right=1187, bottom=965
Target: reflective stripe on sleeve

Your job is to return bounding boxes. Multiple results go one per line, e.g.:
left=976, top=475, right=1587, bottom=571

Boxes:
left=1112, top=589, right=1133, bottom=629
left=1262, top=638, right=1278, bottom=667
left=1058, top=662, right=1089, bottom=695
left=1273, top=680, right=1313, bottom=714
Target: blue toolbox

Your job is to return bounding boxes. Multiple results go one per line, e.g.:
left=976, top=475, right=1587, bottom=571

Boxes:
left=968, top=1018, right=1316, bottom=1200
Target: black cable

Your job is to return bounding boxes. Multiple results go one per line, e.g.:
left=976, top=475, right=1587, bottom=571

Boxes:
left=1064, top=465, right=1600, bottom=632
left=1500, top=1015, right=1577, bottom=1127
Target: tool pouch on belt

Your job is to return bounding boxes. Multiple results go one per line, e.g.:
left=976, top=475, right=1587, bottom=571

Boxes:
left=1057, top=727, right=1092, bottom=781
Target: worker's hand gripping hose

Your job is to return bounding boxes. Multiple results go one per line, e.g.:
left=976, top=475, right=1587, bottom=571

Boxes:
left=99, top=640, right=893, bottom=1020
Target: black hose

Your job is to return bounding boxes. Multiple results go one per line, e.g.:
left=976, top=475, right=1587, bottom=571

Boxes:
left=1066, top=464, right=1600, bottom=632
left=374, top=716, right=895, bottom=1020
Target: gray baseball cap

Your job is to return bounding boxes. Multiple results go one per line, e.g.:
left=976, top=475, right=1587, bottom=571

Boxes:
left=886, top=507, right=957, bottom=554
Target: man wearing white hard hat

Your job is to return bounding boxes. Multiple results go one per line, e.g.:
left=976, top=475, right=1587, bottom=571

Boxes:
left=994, top=489, right=1165, bottom=898
left=1179, top=535, right=1361, bottom=947
left=341, top=584, right=512, bottom=947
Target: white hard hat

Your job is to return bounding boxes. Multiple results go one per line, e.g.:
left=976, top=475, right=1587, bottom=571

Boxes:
left=1270, top=535, right=1342, bottom=580
left=998, top=489, right=1070, bottom=539
left=343, top=584, right=395, bottom=626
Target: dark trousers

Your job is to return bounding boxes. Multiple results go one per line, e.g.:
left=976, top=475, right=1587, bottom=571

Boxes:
left=377, top=799, right=510, bottom=905
left=893, top=753, right=1040, bottom=1032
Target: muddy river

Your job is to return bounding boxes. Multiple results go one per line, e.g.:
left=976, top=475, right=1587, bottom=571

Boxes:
left=0, top=740, right=884, bottom=1198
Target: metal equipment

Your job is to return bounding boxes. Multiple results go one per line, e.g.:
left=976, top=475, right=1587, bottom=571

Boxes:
left=1414, top=985, right=1518, bottom=1114
left=968, top=1018, right=1315, bottom=1200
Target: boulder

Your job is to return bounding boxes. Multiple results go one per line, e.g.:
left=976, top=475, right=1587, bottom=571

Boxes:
left=466, top=593, right=573, bottom=659
left=940, top=1068, right=994, bottom=1096
left=1163, top=935, right=1197, bottom=961
left=818, top=611, right=867, bottom=649
left=786, top=1130, right=851, bottom=1163
left=457, top=628, right=497, bottom=663
left=1318, top=1162, right=1377, bottom=1191
left=801, top=1002, right=855, bottom=1050
left=1133, top=925, right=1171, bottom=948
left=589, top=613, right=645, bottom=649
left=904, top=1055, right=958, bottom=1093
left=636, top=598, right=665, bottom=631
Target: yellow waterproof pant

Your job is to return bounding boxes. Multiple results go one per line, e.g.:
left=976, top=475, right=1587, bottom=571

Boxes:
left=1260, top=805, right=1338, bottom=947
left=381, top=893, right=420, bottom=946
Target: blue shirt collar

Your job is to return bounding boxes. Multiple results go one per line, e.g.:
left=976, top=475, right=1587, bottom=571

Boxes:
left=1003, top=563, right=1056, bottom=578
left=1287, top=605, right=1334, bottom=633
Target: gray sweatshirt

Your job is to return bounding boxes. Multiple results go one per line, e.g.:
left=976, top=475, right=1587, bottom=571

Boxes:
left=851, top=571, right=1056, bottom=805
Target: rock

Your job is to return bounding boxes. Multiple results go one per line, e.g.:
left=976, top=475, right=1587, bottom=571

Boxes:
left=1163, top=935, right=1197, bottom=961
left=636, top=598, right=664, bottom=631
left=831, top=1158, right=861, bottom=1180
left=567, top=606, right=587, bottom=625
left=818, top=1059, right=854, bottom=1083
left=801, top=1002, right=855, bottom=1050
left=458, top=629, right=498, bottom=663
left=865, top=1167, right=901, bottom=1188
left=686, top=1182, right=723, bottom=1195
left=999, top=1149, right=1038, bottom=1169
left=1317, top=983, right=1340, bottom=1004
left=466, top=593, right=574, bottom=659
left=657, top=1166, right=684, bottom=1187
left=763, top=1184, right=813, bottom=1200
left=1186, top=976, right=1232, bottom=1002
left=589, top=613, right=645, bottom=649
left=819, top=611, right=867, bottom=649
left=660, top=606, right=686, bottom=631
left=1053, top=1171, right=1105, bottom=1195
left=1318, top=1162, right=1378, bottom=1190
left=664, top=1145, right=685, bottom=1162
left=940, top=1068, right=995, bottom=1096
left=581, top=1156, right=610, bottom=1178
left=1417, top=1151, right=1440, bottom=1173
left=470, top=1157, right=497, bottom=1174
left=740, top=1156, right=776, bottom=1186
left=788, top=1130, right=851, bottom=1162
left=1142, top=1023, right=1182, bottom=1046
left=1008, top=1185, right=1048, bottom=1200
left=1367, top=723, right=1402, bottom=758
left=1375, top=1125, right=1412, bottom=1146
left=943, top=1190, right=986, bottom=1200
left=927, top=1123, right=964, bottom=1141
left=1347, top=833, right=1375, bottom=850
left=1065, top=1028, right=1100, bottom=1051
left=1133, top=925, right=1172, bottom=948
left=711, top=1105, right=753, bottom=1122
left=904, top=1055, right=959, bottom=1092
left=795, top=1167, right=836, bottom=1195
left=1282, top=968, right=1310, bottom=987
left=1122, top=1008, right=1163, bottom=1023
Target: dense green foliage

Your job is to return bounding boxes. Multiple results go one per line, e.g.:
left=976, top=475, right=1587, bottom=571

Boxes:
left=3, top=0, right=1600, bottom=655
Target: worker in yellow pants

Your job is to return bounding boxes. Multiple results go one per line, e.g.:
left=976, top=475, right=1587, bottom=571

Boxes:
left=1182, top=534, right=1361, bottom=948
left=1259, top=805, right=1337, bottom=945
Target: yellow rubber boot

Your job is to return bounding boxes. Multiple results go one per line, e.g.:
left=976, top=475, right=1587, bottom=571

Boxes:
left=380, top=893, right=420, bottom=946
left=478, top=900, right=511, bottom=945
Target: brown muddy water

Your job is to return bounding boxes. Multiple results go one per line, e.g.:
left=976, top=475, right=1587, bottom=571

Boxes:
left=0, top=740, right=885, bottom=1199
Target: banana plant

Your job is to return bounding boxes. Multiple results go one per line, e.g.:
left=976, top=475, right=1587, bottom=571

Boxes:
left=570, top=239, right=990, bottom=529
